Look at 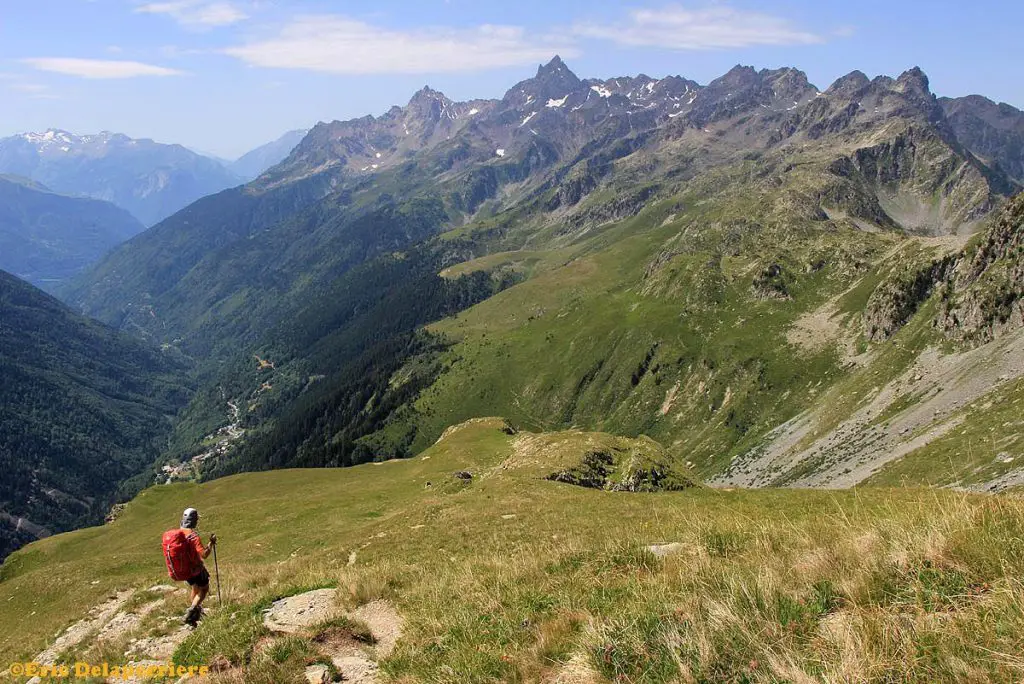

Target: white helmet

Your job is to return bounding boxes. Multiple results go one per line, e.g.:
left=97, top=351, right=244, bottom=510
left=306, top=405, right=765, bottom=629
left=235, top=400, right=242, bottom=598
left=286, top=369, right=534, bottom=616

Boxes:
left=181, top=508, right=199, bottom=529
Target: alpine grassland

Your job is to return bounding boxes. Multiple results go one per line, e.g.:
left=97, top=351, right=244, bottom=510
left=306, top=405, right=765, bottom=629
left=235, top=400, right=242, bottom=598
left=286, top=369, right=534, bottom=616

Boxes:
left=4, top=419, right=1024, bottom=682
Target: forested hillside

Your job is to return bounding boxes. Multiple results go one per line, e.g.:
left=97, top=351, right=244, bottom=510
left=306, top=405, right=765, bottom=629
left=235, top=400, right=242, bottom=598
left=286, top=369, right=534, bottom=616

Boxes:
left=0, top=175, right=143, bottom=289
left=0, top=271, right=188, bottom=559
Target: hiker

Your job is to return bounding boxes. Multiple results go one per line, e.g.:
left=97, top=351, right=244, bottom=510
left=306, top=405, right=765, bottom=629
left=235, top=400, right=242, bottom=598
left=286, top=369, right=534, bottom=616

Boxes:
left=162, top=507, right=217, bottom=626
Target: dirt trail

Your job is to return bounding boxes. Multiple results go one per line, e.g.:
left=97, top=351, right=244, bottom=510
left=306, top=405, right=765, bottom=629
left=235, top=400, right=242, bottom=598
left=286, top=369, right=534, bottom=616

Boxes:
left=262, top=588, right=404, bottom=683
left=29, top=590, right=135, bottom=667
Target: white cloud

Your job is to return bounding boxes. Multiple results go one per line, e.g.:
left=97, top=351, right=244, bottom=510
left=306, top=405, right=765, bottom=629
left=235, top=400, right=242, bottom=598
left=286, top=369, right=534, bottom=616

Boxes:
left=10, top=83, right=49, bottom=93
left=21, top=58, right=184, bottom=79
left=7, top=83, right=61, bottom=100
left=222, top=15, right=577, bottom=74
left=136, top=1, right=248, bottom=28
left=574, top=5, right=823, bottom=50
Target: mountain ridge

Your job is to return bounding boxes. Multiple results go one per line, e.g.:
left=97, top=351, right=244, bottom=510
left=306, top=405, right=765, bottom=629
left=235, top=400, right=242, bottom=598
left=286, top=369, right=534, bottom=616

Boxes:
left=0, top=174, right=144, bottom=289
left=54, top=56, right=1024, bottom=501
left=0, top=129, right=243, bottom=225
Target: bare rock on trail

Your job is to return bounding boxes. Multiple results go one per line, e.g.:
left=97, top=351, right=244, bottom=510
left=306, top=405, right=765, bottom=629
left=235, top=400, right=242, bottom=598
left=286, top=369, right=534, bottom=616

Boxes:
left=260, top=589, right=404, bottom=683
left=304, top=664, right=330, bottom=684
left=127, top=626, right=192, bottom=660
left=349, top=600, right=404, bottom=657
left=332, top=656, right=379, bottom=683
left=263, top=588, right=339, bottom=634
left=31, top=590, right=134, bottom=666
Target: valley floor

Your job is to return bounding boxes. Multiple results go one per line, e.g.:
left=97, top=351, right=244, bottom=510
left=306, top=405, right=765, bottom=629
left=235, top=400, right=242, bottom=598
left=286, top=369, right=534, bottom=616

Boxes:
left=3, top=419, right=1024, bottom=682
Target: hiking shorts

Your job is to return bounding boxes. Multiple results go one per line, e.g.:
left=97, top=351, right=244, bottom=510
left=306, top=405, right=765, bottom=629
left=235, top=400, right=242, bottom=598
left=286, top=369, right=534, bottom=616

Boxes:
left=186, top=566, right=210, bottom=588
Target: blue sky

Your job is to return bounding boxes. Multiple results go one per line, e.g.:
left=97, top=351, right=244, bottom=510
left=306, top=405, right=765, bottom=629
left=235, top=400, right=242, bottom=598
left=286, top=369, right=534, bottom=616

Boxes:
left=1, top=0, right=1021, bottom=159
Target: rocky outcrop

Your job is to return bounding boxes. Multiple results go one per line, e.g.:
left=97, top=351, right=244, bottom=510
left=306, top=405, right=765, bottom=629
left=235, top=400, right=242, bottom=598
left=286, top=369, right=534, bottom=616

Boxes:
left=752, top=263, right=792, bottom=300
left=547, top=448, right=697, bottom=492
left=937, top=192, right=1024, bottom=343
left=864, top=192, right=1024, bottom=344
left=864, top=258, right=955, bottom=341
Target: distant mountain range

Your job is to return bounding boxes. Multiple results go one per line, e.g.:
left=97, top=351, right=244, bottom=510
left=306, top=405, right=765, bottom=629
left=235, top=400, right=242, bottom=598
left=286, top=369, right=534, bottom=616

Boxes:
left=0, top=175, right=144, bottom=289
left=0, top=128, right=310, bottom=226
left=229, top=129, right=309, bottom=181
left=0, top=130, right=241, bottom=225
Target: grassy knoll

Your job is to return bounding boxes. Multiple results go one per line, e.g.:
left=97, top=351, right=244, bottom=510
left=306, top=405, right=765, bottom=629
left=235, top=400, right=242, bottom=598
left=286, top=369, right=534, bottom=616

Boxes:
left=4, top=419, right=1024, bottom=682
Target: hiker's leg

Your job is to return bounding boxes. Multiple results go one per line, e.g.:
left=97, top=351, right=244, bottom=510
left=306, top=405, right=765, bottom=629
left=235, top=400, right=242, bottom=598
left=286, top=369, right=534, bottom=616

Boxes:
left=190, top=584, right=207, bottom=608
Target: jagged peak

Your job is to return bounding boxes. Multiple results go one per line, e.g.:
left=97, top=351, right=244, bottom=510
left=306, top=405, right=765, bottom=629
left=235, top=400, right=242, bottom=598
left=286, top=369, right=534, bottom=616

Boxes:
left=722, top=64, right=758, bottom=79
left=827, top=70, right=870, bottom=95
left=766, top=67, right=815, bottom=94
left=896, top=66, right=931, bottom=94
left=503, top=55, right=582, bottom=105
left=408, top=85, right=451, bottom=106
left=536, top=55, right=574, bottom=79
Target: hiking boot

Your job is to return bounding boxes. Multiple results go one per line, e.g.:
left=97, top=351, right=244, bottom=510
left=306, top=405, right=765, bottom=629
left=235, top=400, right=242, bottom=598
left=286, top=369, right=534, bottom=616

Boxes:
left=183, top=604, right=201, bottom=626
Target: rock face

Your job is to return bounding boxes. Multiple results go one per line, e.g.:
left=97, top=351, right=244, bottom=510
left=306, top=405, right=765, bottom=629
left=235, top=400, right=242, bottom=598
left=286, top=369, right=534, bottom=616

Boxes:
left=937, top=192, right=1024, bottom=343
left=864, top=192, right=1024, bottom=344
left=941, top=95, right=1024, bottom=183
left=864, top=258, right=955, bottom=341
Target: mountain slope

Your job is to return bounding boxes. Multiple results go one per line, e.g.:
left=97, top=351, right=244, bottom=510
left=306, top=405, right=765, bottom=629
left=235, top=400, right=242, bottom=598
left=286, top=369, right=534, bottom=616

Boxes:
left=230, top=129, right=308, bottom=181
left=4, top=419, right=1024, bottom=682
left=0, top=130, right=242, bottom=225
left=0, top=174, right=144, bottom=288
left=59, top=58, right=1020, bottom=490
left=0, top=271, right=189, bottom=560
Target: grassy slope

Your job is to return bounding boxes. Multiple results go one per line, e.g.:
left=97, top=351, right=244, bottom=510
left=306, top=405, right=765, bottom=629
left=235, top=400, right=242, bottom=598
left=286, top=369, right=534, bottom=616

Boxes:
left=5, top=419, right=1024, bottom=682
left=399, top=171, right=894, bottom=479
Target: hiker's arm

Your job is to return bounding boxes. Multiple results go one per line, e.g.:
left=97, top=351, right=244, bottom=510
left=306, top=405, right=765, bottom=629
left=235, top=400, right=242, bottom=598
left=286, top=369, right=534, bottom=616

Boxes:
left=200, top=533, right=217, bottom=559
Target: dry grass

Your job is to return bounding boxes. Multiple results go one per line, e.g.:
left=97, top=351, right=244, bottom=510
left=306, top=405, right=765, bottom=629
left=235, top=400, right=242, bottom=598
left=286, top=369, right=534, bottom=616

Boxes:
left=5, top=420, right=1024, bottom=682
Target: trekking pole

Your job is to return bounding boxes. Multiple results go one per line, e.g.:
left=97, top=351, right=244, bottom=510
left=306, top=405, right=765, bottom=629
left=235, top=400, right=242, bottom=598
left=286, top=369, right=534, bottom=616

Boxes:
left=213, top=539, right=222, bottom=608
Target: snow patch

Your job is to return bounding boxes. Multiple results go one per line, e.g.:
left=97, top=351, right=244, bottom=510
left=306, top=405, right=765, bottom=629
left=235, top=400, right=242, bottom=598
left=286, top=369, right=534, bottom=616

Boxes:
left=545, top=95, right=567, bottom=108
left=495, top=148, right=506, bottom=157
left=467, top=108, right=479, bottom=116
left=375, top=152, right=382, bottom=158
left=590, top=85, right=612, bottom=98
left=519, top=111, right=537, bottom=127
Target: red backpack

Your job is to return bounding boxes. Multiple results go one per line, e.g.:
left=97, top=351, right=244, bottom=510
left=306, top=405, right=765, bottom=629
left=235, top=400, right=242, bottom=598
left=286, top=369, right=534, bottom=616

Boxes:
left=162, top=529, right=200, bottom=581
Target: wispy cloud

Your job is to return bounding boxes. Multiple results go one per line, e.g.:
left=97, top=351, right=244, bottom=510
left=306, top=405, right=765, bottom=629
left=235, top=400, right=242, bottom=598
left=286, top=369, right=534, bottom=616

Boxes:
left=8, top=83, right=61, bottom=100
left=21, top=58, right=185, bottom=79
left=135, top=1, right=248, bottom=29
left=574, top=5, right=823, bottom=50
left=222, top=15, right=576, bottom=74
